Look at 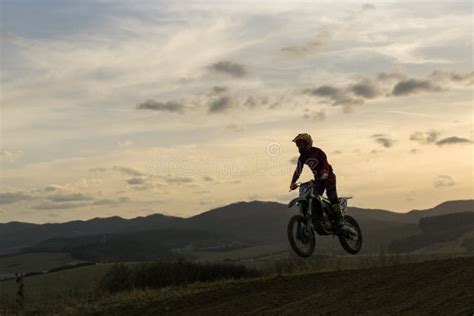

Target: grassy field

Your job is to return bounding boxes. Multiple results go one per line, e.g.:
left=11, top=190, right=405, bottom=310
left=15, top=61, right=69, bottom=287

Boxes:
left=1, top=253, right=472, bottom=314
left=0, top=263, right=111, bottom=311
left=187, top=243, right=291, bottom=262
left=188, top=242, right=472, bottom=274
left=0, top=252, right=82, bottom=278
left=54, top=256, right=474, bottom=315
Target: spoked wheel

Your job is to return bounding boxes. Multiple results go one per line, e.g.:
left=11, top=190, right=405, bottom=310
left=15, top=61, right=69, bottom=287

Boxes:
left=338, top=215, right=363, bottom=254
left=287, top=214, right=315, bottom=257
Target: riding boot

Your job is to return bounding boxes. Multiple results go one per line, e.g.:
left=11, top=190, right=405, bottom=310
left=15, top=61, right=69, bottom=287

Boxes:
left=332, top=203, right=345, bottom=229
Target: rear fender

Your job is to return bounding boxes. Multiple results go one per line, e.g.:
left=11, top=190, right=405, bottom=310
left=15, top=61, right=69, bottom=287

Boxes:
left=338, top=197, right=352, bottom=211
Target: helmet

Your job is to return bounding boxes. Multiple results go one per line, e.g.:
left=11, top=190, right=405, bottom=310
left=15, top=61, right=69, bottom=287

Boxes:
left=292, top=133, right=313, bottom=153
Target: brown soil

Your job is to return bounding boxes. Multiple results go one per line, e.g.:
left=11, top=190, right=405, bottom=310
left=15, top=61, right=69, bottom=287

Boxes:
left=74, top=256, right=474, bottom=315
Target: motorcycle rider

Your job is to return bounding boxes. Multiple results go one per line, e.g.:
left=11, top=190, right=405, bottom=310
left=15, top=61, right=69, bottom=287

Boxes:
left=289, top=133, right=345, bottom=229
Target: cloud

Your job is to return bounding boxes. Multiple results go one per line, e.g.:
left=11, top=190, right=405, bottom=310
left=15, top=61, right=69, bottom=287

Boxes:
left=243, top=95, right=270, bottom=109
left=361, top=3, right=376, bottom=10
left=0, top=31, right=22, bottom=43
left=208, top=95, right=235, bottom=113
left=280, top=32, right=329, bottom=57
left=131, top=185, right=150, bottom=191
left=208, top=61, right=248, bottom=78
left=304, top=85, right=363, bottom=107
left=371, top=134, right=394, bottom=148
left=451, top=72, right=474, bottom=83
left=127, top=177, right=146, bottom=185
left=306, top=85, right=340, bottom=98
left=225, top=123, right=245, bottom=132
left=305, top=71, right=470, bottom=111
left=43, top=185, right=64, bottom=192
left=433, top=175, right=455, bottom=188
left=409, top=130, right=441, bottom=144
left=112, top=166, right=146, bottom=177
left=137, top=100, right=184, bottom=113
left=84, top=67, right=122, bottom=81
left=212, top=86, right=228, bottom=94
left=304, top=77, right=382, bottom=109
left=33, top=201, right=89, bottom=210
left=391, top=79, right=442, bottom=96
left=89, top=167, right=107, bottom=173
left=436, top=136, right=472, bottom=146
left=0, top=192, right=34, bottom=204
left=409, top=131, right=471, bottom=147
left=117, top=140, right=133, bottom=147
left=0, top=150, right=23, bottom=163
left=46, top=193, right=93, bottom=202
left=377, top=71, right=407, bottom=81
left=350, top=80, right=381, bottom=99
left=243, top=96, right=258, bottom=108
left=430, top=70, right=474, bottom=84
left=92, top=199, right=119, bottom=205
left=303, top=110, right=326, bottom=121
left=2, top=2, right=473, bottom=223
left=162, top=176, right=193, bottom=184
left=194, top=190, right=211, bottom=194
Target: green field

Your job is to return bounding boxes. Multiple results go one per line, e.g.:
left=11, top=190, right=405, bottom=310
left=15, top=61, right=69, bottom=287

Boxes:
left=1, top=252, right=471, bottom=313
left=187, top=243, right=291, bottom=261
left=0, top=252, right=83, bottom=278
left=67, top=256, right=474, bottom=315
left=1, top=256, right=472, bottom=315
left=0, top=263, right=111, bottom=311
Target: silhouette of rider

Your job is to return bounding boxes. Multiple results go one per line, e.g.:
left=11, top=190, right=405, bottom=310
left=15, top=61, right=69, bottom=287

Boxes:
left=289, top=133, right=344, bottom=229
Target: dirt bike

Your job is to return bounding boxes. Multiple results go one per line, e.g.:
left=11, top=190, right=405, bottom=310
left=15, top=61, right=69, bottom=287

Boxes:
left=287, top=180, right=362, bottom=257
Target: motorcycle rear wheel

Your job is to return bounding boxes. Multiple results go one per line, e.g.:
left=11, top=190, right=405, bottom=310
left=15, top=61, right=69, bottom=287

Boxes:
left=287, top=214, right=316, bottom=257
left=338, top=215, right=363, bottom=254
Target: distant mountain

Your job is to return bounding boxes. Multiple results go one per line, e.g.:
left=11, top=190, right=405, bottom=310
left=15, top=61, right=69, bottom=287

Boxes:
left=348, top=200, right=473, bottom=224
left=184, top=201, right=294, bottom=244
left=183, top=201, right=421, bottom=252
left=0, top=214, right=183, bottom=255
left=401, top=200, right=474, bottom=223
left=0, top=199, right=472, bottom=257
left=0, top=221, right=37, bottom=235
left=29, top=228, right=241, bottom=262
left=388, top=212, right=474, bottom=253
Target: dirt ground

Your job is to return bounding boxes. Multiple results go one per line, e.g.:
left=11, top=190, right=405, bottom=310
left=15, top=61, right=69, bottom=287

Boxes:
left=71, top=256, right=474, bottom=315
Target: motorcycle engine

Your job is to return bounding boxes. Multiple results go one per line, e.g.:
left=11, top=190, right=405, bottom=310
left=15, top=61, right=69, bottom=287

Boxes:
left=321, top=211, right=332, bottom=230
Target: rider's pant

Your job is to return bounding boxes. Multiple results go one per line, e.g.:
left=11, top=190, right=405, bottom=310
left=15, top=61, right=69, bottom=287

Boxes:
left=313, top=173, right=339, bottom=205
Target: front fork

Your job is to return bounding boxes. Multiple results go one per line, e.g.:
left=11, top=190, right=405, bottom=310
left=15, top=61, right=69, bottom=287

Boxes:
left=301, top=195, right=315, bottom=234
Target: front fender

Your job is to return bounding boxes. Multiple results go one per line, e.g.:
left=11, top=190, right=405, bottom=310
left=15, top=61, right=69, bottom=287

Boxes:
left=288, top=197, right=299, bottom=208
left=288, top=196, right=309, bottom=208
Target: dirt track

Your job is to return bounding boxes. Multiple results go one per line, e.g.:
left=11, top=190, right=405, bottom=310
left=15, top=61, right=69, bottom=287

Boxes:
left=74, top=256, right=474, bottom=315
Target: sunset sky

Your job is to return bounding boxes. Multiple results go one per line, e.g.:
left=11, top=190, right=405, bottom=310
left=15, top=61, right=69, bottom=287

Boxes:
left=1, top=0, right=473, bottom=223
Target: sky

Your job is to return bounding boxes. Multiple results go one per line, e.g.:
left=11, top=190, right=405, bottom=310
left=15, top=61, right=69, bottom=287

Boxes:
left=0, top=0, right=473, bottom=223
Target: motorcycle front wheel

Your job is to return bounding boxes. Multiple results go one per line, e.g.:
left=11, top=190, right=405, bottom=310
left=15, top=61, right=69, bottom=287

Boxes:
left=338, top=215, right=363, bottom=254
left=287, top=214, right=316, bottom=257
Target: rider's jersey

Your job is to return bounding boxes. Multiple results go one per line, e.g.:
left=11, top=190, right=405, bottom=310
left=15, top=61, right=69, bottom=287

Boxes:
left=291, top=146, right=334, bottom=183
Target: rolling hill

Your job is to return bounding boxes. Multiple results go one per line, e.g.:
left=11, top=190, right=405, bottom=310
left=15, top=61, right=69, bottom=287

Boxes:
left=67, top=256, right=474, bottom=315
left=388, top=212, right=474, bottom=253
left=348, top=199, right=473, bottom=223
left=0, top=199, right=472, bottom=264
left=0, top=214, right=183, bottom=255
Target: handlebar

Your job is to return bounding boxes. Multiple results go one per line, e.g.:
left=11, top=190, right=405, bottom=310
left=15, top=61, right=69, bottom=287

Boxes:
left=289, top=180, right=313, bottom=192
